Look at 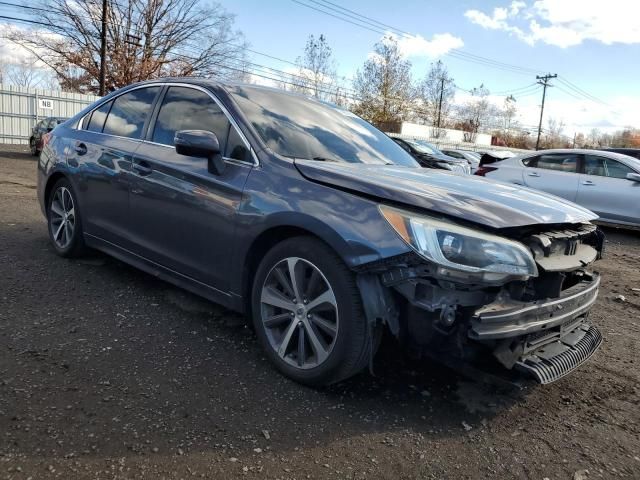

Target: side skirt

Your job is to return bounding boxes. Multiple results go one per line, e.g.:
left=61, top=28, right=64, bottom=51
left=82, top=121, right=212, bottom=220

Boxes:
left=84, top=233, right=245, bottom=314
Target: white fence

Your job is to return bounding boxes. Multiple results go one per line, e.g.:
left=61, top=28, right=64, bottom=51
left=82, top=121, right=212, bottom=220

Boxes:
left=0, top=85, right=100, bottom=144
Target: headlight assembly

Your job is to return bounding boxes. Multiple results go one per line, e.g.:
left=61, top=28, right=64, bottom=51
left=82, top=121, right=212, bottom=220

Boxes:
left=380, top=205, right=538, bottom=282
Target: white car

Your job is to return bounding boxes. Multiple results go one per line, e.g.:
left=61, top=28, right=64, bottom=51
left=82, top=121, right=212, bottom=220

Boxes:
left=478, top=149, right=640, bottom=227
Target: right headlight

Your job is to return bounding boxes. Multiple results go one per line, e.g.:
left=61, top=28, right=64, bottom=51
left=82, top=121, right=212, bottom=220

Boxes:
left=380, top=205, right=538, bottom=282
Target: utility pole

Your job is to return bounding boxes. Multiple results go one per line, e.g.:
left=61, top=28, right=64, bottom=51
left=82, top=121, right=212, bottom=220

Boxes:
left=99, top=0, right=108, bottom=96
left=535, top=73, right=557, bottom=150
left=436, top=76, right=445, bottom=130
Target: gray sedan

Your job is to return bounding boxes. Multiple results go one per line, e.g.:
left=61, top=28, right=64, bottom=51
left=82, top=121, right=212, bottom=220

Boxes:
left=480, top=149, right=640, bottom=227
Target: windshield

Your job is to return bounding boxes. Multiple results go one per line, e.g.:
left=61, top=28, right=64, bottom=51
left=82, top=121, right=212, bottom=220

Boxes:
left=405, top=140, right=437, bottom=155
left=411, top=139, right=445, bottom=156
left=229, top=86, right=419, bottom=167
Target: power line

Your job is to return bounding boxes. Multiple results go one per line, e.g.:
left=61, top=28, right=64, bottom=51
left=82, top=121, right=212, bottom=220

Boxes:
left=294, top=0, right=543, bottom=76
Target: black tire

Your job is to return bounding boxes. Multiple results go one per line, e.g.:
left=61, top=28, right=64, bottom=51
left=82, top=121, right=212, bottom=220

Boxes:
left=46, top=178, right=86, bottom=258
left=30, top=138, right=38, bottom=156
left=251, top=236, right=372, bottom=387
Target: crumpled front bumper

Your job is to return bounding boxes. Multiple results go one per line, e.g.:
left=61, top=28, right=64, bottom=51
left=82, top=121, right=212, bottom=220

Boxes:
left=470, top=273, right=602, bottom=384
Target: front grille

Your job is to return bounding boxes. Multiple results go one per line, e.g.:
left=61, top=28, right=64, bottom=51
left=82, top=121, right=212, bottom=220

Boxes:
left=515, top=324, right=602, bottom=384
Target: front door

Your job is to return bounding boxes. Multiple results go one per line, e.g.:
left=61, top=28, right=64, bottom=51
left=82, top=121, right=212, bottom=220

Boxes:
left=128, top=85, right=254, bottom=291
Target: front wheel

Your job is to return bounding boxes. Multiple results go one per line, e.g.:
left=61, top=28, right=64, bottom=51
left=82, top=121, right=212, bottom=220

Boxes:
left=251, top=237, right=373, bottom=386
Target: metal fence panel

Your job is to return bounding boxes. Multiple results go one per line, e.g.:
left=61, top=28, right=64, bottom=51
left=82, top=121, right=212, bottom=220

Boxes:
left=387, top=132, right=532, bottom=155
left=0, top=84, right=100, bottom=144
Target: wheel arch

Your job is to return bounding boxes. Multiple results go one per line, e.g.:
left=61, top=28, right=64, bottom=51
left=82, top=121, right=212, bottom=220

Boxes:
left=44, top=171, right=69, bottom=210
left=240, top=224, right=339, bottom=316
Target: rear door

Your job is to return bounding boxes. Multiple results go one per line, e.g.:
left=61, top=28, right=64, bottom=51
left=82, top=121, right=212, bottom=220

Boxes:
left=66, top=86, right=161, bottom=247
left=576, top=154, right=640, bottom=224
left=128, top=85, right=254, bottom=291
left=521, top=153, right=580, bottom=201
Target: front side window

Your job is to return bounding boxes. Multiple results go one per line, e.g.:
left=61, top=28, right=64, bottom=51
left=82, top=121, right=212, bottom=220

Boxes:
left=528, top=153, right=578, bottom=173
left=584, top=155, right=634, bottom=179
left=152, top=87, right=230, bottom=152
left=229, top=86, right=419, bottom=167
left=103, top=87, right=160, bottom=139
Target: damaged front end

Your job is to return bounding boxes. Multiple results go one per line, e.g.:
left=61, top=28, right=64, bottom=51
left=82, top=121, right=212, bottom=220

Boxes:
left=358, top=207, right=605, bottom=386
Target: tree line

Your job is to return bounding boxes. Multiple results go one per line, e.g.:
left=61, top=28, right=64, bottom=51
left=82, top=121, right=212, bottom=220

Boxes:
left=2, top=0, right=636, bottom=149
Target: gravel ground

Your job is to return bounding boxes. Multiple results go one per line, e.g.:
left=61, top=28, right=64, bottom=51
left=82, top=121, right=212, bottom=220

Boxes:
left=0, top=144, right=639, bottom=480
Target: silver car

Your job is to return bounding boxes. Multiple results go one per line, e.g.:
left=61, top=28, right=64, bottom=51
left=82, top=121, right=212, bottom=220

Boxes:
left=480, top=149, right=640, bottom=227
left=441, top=149, right=481, bottom=172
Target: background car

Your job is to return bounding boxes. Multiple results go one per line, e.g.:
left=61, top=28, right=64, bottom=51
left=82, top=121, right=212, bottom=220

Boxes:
left=30, top=117, right=67, bottom=156
left=440, top=149, right=481, bottom=172
left=602, top=147, right=640, bottom=160
left=478, top=148, right=640, bottom=227
left=391, top=137, right=471, bottom=174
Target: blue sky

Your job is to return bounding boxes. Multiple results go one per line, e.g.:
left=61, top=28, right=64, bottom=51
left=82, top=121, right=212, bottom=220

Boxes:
left=228, top=0, right=640, bottom=133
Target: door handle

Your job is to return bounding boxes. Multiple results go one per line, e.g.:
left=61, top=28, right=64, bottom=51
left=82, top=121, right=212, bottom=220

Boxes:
left=75, top=142, right=87, bottom=155
left=133, top=161, right=153, bottom=176
left=527, top=172, right=540, bottom=177
left=582, top=180, right=595, bottom=186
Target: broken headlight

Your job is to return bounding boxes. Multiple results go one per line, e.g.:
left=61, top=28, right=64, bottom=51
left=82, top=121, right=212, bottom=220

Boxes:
left=380, top=205, right=538, bottom=281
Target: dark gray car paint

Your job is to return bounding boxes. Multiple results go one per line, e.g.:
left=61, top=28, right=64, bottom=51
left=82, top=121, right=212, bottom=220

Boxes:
left=37, top=78, right=596, bottom=315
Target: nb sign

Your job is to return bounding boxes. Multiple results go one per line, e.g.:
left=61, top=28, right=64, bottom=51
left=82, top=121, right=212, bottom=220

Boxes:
left=38, top=99, right=54, bottom=110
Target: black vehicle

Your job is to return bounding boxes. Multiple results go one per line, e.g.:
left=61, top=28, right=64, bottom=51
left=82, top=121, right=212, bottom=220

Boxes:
left=30, top=117, right=67, bottom=156
left=602, top=148, right=640, bottom=160
left=38, top=78, right=603, bottom=387
left=392, top=137, right=471, bottom=174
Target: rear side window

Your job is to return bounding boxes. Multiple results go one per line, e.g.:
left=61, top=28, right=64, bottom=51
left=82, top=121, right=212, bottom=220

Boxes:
left=584, top=155, right=634, bottom=179
left=151, top=87, right=230, bottom=151
left=87, top=101, right=113, bottom=133
left=103, top=87, right=160, bottom=139
left=527, top=153, right=578, bottom=173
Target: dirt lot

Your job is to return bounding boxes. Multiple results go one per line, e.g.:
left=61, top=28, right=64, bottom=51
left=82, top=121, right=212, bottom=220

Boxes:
left=0, top=145, right=638, bottom=480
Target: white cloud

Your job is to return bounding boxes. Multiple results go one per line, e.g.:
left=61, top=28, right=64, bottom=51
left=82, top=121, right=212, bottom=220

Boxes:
left=465, top=0, right=640, bottom=48
left=395, top=32, right=464, bottom=58
left=378, top=31, right=463, bottom=59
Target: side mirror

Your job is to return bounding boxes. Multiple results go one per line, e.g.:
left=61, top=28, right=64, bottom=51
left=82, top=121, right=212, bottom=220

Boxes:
left=626, top=172, right=640, bottom=182
left=174, top=130, right=225, bottom=175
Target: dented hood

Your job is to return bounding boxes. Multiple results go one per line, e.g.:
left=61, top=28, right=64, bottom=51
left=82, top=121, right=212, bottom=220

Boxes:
left=294, top=160, right=598, bottom=229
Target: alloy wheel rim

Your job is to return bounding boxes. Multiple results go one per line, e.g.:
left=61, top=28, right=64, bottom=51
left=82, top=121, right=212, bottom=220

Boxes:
left=260, top=257, right=339, bottom=369
left=49, top=187, right=75, bottom=249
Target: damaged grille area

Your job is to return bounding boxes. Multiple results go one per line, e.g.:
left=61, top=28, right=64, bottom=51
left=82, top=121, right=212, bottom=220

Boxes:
left=516, top=324, right=602, bottom=384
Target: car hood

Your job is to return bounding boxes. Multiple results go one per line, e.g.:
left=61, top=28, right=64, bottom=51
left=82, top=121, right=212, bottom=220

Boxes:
left=294, top=160, right=598, bottom=229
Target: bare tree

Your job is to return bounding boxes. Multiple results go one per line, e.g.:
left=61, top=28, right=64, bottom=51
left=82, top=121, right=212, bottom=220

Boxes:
left=543, top=117, right=566, bottom=148
left=501, top=95, right=517, bottom=141
left=292, top=34, right=337, bottom=100
left=417, top=60, right=455, bottom=138
left=5, top=58, right=41, bottom=88
left=5, top=0, right=248, bottom=94
left=351, top=36, right=414, bottom=129
left=457, top=84, right=490, bottom=142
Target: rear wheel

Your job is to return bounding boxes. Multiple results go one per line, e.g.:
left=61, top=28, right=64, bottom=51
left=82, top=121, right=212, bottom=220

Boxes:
left=251, top=237, right=372, bottom=386
left=47, top=179, right=86, bottom=257
left=30, top=138, right=38, bottom=156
